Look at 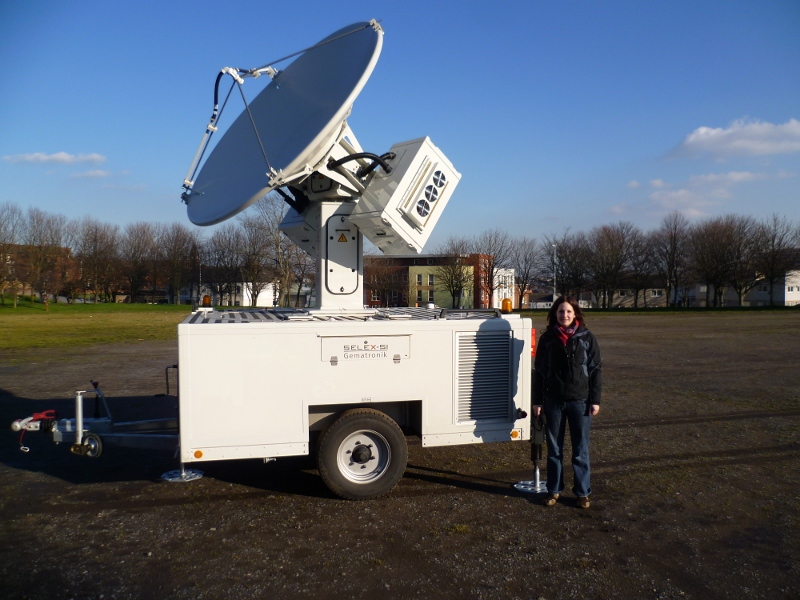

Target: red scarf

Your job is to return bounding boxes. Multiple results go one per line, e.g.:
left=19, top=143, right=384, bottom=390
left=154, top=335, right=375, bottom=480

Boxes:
left=555, top=320, right=579, bottom=346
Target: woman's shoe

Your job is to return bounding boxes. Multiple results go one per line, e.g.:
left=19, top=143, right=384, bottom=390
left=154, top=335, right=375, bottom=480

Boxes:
left=579, top=496, right=591, bottom=509
left=544, top=494, right=559, bottom=506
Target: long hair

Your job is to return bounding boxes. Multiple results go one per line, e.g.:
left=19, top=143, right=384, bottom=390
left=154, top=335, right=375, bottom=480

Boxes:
left=547, top=295, right=586, bottom=327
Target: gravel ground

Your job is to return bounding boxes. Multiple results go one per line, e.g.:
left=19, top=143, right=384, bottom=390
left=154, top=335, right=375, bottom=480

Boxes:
left=1, top=311, right=799, bottom=599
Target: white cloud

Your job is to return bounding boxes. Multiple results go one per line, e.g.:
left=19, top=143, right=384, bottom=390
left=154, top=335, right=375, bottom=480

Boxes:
left=608, top=203, right=628, bottom=215
left=650, top=189, right=715, bottom=217
left=2, top=151, right=106, bottom=164
left=688, top=171, right=767, bottom=186
left=647, top=169, right=792, bottom=218
left=101, top=182, right=147, bottom=192
left=673, top=119, right=800, bottom=158
left=71, top=169, right=112, bottom=179
left=626, top=180, right=640, bottom=189
left=649, top=179, right=667, bottom=188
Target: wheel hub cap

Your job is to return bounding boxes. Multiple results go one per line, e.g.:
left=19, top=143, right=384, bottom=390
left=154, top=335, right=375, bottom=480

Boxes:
left=351, top=443, right=372, bottom=464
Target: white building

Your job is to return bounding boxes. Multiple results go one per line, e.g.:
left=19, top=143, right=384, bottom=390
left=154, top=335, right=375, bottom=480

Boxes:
left=684, top=270, right=800, bottom=307
left=492, top=268, right=516, bottom=309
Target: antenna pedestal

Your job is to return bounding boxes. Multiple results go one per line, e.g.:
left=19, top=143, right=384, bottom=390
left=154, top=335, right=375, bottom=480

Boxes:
left=310, top=202, right=364, bottom=311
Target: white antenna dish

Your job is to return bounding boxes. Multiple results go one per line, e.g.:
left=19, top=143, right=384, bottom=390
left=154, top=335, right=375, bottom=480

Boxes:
left=181, top=20, right=461, bottom=312
left=183, top=21, right=383, bottom=226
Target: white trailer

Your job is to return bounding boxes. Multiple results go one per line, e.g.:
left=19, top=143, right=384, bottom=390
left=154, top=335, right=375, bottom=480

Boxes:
left=177, top=306, right=532, bottom=498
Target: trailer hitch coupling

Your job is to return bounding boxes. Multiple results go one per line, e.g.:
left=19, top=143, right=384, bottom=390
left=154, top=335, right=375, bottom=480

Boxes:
left=11, top=409, right=58, bottom=452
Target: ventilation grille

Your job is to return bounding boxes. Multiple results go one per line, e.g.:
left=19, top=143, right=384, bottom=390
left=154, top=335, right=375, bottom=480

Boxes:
left=456, top=331, right=512, bottom=422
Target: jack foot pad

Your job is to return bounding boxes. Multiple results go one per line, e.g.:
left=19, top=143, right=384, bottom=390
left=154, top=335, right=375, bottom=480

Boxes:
left=161, top=469, right=203, bottom=482
left=514, top=480, right=547, bottom=494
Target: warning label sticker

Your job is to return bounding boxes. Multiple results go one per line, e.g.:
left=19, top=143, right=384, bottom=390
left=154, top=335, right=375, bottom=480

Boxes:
left=338, top=234, right=347, bottom=242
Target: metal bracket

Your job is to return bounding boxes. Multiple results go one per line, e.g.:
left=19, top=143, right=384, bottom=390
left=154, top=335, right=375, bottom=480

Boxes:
left=220, top=66, right=244, bottom=85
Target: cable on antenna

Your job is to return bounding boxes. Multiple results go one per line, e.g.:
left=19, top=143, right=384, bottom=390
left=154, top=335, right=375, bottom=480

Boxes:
left=328, top=152, right=394, bottom=178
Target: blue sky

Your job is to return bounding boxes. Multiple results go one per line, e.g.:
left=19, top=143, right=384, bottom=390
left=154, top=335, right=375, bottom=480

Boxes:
left=1, top=0, right=798, bottom=249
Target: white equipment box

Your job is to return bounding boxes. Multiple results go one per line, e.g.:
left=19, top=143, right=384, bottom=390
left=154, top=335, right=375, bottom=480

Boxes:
left=349, top=137, right=461, bottom=254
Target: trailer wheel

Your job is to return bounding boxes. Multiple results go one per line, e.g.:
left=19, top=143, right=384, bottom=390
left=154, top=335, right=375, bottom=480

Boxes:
left=317, top=409, right=407, bottom=500
left=83, top=434, right=103, bottom=458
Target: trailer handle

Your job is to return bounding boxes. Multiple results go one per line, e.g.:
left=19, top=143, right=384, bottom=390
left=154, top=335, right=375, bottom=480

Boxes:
left=90, top=380, right=113, bottom=420
left=157, top=365, right=179, bottom=397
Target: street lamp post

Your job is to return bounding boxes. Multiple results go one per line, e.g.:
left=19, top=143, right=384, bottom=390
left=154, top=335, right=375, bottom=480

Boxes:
left=551, top=244, right=557, bottom=302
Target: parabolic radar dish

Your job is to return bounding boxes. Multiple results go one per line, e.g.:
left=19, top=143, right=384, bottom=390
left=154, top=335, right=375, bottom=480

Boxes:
left=184, top=21, right=383, bottom=226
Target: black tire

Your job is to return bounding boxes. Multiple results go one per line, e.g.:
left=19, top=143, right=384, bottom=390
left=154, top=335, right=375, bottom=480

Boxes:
left=316, top=408, right=408, bottom=500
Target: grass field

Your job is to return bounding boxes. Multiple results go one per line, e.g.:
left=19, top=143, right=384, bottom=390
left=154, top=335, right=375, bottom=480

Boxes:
left=0, top=301, right=192, bottom=350
left=2, top=301, right=796, bottom=352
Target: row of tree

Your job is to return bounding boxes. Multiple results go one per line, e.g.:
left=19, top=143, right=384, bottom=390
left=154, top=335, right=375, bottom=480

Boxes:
left=520, top=213, right=799, bottom=308
left=2, top=194, right=798, bottom=309
left=0, top=195, right=313, bottom=308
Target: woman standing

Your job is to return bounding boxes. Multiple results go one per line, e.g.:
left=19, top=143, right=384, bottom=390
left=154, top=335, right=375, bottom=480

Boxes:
left=532, top=296, right=601, bottom=508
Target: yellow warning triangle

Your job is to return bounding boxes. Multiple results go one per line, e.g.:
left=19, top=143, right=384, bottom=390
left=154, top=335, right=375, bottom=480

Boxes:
left=338, top=234, right=348, bottom=242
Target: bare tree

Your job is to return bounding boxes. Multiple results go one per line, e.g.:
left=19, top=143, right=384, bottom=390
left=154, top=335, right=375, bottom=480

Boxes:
left=207, top=223, right=243, bottom=306
left=689, top=217, right=732, bottom=307
left=292, top=251, right=315, bottom=307
left=471, top=229, right=512, bottom=308
left=280, top=243, right=306, bottom=307
left=75, top=217, right=102, bottom=302
left=726, top=215, right=761, bottom=306
left=0, top=202, right=24, bottom=306
left=624, top=227, right=656, bottom=308
left=21, top=208, right=68, bottom=310
left=197, top=238, right=216, bottom=304
left=431, top=236, right=473, bottom=309
left=543, top=231, right=592, bottom=301
left=541, top=234, right=563, bottom=299
left=119, top=222, right=158, bottom=302
left=754, top=214, right=797, bottom=306
left=238, top=213, right=274, bottom=307
left=510, top=235, right=541, bottom=308
left=148, top=223, right=166, bottom=303
left=253, top=193, right=296, bottom=307
left=653, top=212, right=689, bottom=307
left=75, top=218, right=120, bottom=303
left=56, top=219, right=80, bottom=303
left=364, top=253, right=404, bottom=307
left=160, top=223, right=198, bottom=304
left=186, top=238, right=202, bottom=304
left=587, top=222, right=633, bottom=309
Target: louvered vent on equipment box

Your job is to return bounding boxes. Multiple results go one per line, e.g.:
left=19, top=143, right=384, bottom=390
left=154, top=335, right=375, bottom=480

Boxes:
left=456, top=331, right=512, bottom=422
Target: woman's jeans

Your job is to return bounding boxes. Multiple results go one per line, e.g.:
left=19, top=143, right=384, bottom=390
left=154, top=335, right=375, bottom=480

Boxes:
left=543, top=397, right=592, bottom=497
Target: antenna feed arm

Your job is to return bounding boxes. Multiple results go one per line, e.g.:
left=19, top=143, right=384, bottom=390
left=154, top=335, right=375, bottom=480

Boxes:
left=249, top=66, right=280, bottom=79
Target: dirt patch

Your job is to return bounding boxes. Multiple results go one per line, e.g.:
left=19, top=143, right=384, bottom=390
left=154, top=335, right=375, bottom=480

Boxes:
left=1, top=312, right=799, bottom=599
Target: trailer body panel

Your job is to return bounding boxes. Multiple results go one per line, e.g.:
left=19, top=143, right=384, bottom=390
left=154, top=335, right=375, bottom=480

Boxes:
left=177, top=308, right=531, bottom=463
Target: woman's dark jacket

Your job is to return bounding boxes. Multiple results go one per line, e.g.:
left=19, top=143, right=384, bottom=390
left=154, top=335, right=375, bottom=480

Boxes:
left=533, top=324, right=602, bottom=405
